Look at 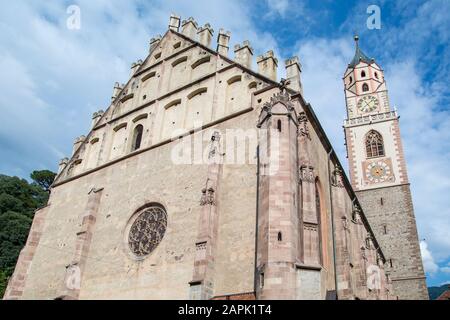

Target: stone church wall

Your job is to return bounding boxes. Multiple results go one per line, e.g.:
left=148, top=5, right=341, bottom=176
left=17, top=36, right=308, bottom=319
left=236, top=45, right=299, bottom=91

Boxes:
left=5, top=14, right=395, bottom=300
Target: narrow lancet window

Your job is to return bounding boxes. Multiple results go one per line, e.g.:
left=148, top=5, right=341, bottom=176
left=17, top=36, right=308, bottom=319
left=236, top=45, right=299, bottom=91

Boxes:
left=131, top=124, right=144, bottom=151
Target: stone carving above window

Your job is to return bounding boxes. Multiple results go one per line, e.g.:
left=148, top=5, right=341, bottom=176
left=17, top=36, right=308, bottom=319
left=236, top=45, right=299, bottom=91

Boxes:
left=200, top=187, right=216, bottom=206
left=207, top=131, right=221, bottom=162
left=128, top=205, right=167, bottom=257
left=298, top=112, right=310, bottom=139
left=299, top=164, right=315, bottom=183
left=257, top=90, right=295, bottom=128
left=331, top=165, right=345, bottom=188
left=352, top=203, right=363, bottom=224
left=365, top=235, right=375, bottom=250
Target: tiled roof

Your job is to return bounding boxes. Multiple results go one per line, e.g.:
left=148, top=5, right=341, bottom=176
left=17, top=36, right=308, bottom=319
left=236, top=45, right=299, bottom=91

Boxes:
left=349, top=35, right=374, bottom=68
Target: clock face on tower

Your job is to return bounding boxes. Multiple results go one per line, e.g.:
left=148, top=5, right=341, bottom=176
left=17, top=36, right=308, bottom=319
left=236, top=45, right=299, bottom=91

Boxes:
left=357, top=95, right=379, bottom=113
left=362, top=158, right=395, bottom=184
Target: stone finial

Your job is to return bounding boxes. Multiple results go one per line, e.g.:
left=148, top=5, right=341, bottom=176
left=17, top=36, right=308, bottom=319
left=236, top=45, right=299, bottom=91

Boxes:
left=168, top=14, right=181, bottom=32
left=130, top=60, right=142, bottom=77
left=299, top=164, right=315, bottom=183
left=58, top=157, right=69, bottom=174
left=234, top=40, right=253, bottom=69
left=197, top=23, right=214, bottom=47
left=112, top=82, right=122, bottom=101
left=257, top=50, right=278, bottom=81
left=91, top=110, right=104, bottom=128
left=284, top=56, right=303, bottom=94
left=216, top=29, right=231, bottom=56
left=181, top=17, right=198, bottom=39
left=72, top=135, right=86, bottom=156
left=149, top=35, right=162, bottom=52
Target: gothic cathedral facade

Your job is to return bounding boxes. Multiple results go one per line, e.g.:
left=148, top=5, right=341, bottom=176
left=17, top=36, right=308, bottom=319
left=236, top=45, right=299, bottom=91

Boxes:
left=4, top=16, right=426, bottom=300
left=343, top=36, right=428, bottom=300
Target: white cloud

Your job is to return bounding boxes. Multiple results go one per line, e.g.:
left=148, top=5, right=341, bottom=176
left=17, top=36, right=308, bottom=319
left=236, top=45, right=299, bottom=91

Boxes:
left=266, top=0, right=290, bottom=17
left=386, top=61, right=450, bottom=262
left=295, top=37, right=353, bottom=159
left=420, top=241, right=439, bottom=274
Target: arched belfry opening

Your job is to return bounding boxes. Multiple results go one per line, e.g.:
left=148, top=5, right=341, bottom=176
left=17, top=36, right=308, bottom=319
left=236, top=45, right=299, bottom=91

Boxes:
left=131, top=124, right=144, bottom=151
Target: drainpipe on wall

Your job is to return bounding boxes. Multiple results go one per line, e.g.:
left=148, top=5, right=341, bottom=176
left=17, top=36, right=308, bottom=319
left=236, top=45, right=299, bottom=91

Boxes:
left=254, top=145, right=260, bottom=297
left=327, top=149, right=339, bottom=299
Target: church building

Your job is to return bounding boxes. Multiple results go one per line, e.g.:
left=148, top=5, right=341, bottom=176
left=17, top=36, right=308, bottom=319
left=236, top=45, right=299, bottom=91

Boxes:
left=4, top=15, right=426, bottom=300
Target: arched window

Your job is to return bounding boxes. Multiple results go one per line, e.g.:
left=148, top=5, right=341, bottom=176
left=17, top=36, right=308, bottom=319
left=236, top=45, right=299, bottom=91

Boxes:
left=365, top=130, right=385, bottom=158
left=362, top=83, right=369, bottom=92
left=349, top=76, right=353, bottom=84
left=248, top=81, right=257, bottom=90
left=374, top=72, right=379, bottom=79
left=131, top=124, right=144, bottom=151
left=191, top=56, right=210, bottom=69
left=361, top=70, right=366, bottom=78
left=278, top=231, right=282, bottom=242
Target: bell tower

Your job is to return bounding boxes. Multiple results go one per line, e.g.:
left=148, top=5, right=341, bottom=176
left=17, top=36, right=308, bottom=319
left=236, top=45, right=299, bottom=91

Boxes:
left=343, top=36, right=428, bottom=299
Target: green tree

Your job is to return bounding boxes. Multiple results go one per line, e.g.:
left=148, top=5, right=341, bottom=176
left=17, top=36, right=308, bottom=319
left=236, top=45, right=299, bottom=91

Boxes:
left=30, top=170, right=56, bottom=192
left=0, top=270, right=6, bottom=296
left=0, top=170, right=55, bottom=298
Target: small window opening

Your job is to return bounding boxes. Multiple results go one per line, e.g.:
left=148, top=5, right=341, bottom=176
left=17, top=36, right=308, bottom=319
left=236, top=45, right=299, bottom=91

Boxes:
left=131, top=124, right=143, bottom=151
left=361, top=70, right=366, bottom=77
left=277, top=119, right=282, bottom=132
left=362, top=83, right=369, bottom=92
left=277, top=231, right=282, bottom=242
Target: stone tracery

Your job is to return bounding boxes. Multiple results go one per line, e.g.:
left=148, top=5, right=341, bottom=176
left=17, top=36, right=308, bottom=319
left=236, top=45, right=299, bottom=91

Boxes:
left=128, top=205, right=167, bottom=257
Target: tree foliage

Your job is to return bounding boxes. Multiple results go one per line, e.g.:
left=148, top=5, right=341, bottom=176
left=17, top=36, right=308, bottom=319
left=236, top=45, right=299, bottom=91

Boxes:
left=0, top=170, right=55, bottom=298
left=30, top=170, right=56, bottom=192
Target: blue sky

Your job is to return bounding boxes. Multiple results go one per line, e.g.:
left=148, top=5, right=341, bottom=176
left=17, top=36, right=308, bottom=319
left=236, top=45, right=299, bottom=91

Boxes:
left=0, top=0, right=449, bottom=287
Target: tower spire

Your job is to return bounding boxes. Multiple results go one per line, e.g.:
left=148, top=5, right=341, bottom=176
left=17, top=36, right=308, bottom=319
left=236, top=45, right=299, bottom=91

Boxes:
left=348, top=34, right=372, bottom=68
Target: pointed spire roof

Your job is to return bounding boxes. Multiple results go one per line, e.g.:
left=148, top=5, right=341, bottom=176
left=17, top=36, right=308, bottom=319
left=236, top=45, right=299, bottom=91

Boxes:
left=348, top=35, right=373, bottom=68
